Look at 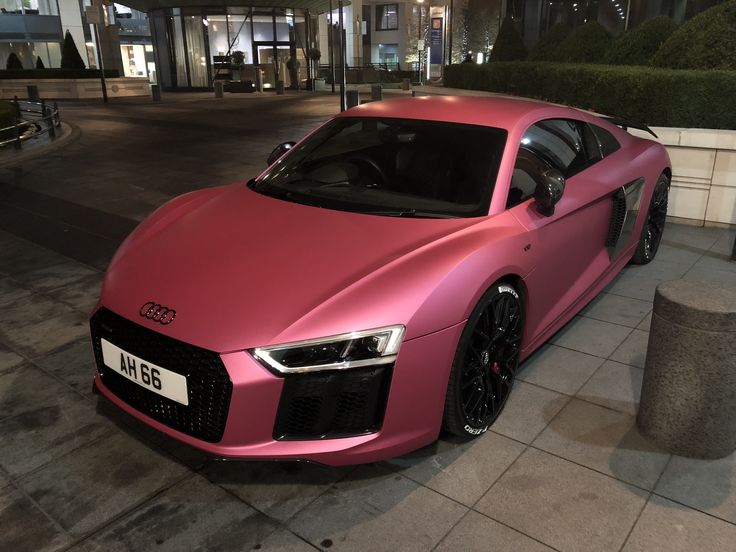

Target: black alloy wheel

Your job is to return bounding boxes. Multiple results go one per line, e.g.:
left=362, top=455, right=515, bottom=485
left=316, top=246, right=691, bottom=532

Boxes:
left=632, top=174, right=669, bottom=265
left=443, top=282, right=523, bottom=438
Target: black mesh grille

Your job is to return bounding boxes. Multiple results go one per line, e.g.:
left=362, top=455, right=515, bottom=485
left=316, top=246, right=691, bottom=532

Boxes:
left=606, top=189, right=628, bottom=247
left=274, top=365, right=392, bottom=440
left=90, top=308, right=232, bottom=443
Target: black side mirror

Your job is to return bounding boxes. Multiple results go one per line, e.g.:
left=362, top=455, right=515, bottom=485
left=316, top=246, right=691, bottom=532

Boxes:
left=534, top=168, right=565, bottom=217
left=267, top=141, right=296, bottom=165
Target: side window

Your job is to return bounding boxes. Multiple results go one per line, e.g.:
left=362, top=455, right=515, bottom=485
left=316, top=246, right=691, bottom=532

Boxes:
left=507, top=149, right=550, bottom=209
left=520, top=118, right=601, bottom=178
left=590, top=124, right=621, bottom=157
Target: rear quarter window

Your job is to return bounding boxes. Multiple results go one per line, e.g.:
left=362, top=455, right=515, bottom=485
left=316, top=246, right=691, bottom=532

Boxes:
left=591, top=125, right=621, bottom=157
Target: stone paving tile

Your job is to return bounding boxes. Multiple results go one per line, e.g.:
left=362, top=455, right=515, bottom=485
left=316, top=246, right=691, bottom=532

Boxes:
left=0, top=277, right=33, bottom=308
left=45, top=272, right=103, bottom=314
left=12, top=261, right=101, bottom=293
left=72, top=474, right=279, bottom=552
left=0, top=292, right=88, bottom=357
left=533, top=398, right=670, bottom=490
left=33, top=339, right=96, bottom=399
left=577, top=360, right=644, bottom=416
left=435, top=510, right=555, bottom=552
left=0, top=483, right=71, bottom=552
left=693, top=251, right=736, bottom=273
left=0, top=365, right=112, bottom=477
left=0, top=343, right=23, bottom=375
left=653, top=243, right=703, bottom=266
left=518, top=344, right=605, bottom=395
left=476, top=448, right=648, bottom=552
left=580, top=292, right=653, bottom=328
left=254, top=528, right=317, bottom=551
left=551, top=316, right=632, bottom=358
left=288, top=464, right=467, bottom=552
left=623, top=495, right=736, bottom=552
left=605, top=260, right=692, bottom=302
left=709, top=229, right=735, bottom=255
left=655, top=451, right=736, bottom=525
left=384, top=431, right=526, bottom=507
left=18, top=431, right=190, bottom=537
left=683, top=265, right=736, bottom=285
left=491, top=381, right=569, bottom=444
left=636, top=312, right=652, bottom=331
left=0, top=236, right=70, bottom=276
left=609, top=329, right=650, bottom=369
left=663, top=223, right=724, bottom=251
left=203, top=459, right=354, bottom=523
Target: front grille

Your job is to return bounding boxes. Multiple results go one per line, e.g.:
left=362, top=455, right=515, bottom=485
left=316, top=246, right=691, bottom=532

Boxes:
left=90, top=308, right=232, bottom=443
left=606, top=188, right=628, bottom=248
left=274, top=365, right=392, bottom=440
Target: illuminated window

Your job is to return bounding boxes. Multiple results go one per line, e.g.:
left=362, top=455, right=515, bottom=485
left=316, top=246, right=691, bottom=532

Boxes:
left=376, top=4, right=398, bottom=31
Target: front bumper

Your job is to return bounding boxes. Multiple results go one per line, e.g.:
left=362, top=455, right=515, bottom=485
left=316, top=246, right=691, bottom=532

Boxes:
left=91, top=310, right=465, bottom=466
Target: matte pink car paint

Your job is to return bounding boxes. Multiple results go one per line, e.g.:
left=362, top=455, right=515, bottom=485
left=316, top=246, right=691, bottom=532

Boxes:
left=94, top=96, right=671, bottom=465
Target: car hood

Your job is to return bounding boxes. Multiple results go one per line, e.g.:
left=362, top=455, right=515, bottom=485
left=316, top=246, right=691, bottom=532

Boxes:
left=101, top=183, right=485, bottom=352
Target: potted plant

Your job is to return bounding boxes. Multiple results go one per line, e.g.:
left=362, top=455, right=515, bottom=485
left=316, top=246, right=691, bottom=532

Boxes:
left=231, top=50, right=245, bottom=81
left=307, top=48, right=322, bottom=90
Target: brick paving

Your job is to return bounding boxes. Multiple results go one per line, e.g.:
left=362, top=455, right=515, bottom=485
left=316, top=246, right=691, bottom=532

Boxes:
left=0, top=91, right=735, bottom=552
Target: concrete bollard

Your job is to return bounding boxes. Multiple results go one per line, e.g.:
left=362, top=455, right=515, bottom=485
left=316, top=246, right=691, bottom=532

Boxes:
left=346, top=90, right=359, bottom=108
left=214, top=81, right=224, bottom=98
left=638, top=280, right=736, bottom=459
left=276, top=80, right=285, bottom=95
left=370, top=84, right=383, bottom=101
left=27, top=85, right=40, bottom=102
left=401, top=78, right=411, bottom=91
left=151, top=84, right=162, bottom=102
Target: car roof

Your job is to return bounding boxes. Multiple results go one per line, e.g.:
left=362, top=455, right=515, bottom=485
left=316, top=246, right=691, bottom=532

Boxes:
left=336, top=95, right=591, bottom=132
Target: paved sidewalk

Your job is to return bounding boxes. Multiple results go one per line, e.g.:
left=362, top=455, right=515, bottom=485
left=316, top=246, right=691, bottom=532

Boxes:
left=0, top=93, right=735, bottom=552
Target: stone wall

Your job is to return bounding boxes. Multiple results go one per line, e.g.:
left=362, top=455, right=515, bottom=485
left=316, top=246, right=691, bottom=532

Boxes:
left=0, top=77, right=151, bottom=100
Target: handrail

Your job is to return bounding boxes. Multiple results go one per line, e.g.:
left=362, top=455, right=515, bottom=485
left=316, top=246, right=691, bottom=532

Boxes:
left=0, top=99, right=61, bottom=150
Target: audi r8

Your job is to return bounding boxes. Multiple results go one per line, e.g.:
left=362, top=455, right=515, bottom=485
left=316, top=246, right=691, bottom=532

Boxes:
left=90, top=96, right=670, bottom=465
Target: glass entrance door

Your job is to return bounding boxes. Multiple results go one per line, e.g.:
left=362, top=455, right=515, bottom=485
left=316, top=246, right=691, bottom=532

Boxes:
left=255, top=44, right=291, bottom=88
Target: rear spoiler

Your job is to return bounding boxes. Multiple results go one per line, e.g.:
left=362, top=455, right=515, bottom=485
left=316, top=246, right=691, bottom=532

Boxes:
left=600, top=116, right=659, bottom=139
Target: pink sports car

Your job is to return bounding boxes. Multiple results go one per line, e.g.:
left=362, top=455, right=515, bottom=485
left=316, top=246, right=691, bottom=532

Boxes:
left=90, top=96, right=670, bottom=465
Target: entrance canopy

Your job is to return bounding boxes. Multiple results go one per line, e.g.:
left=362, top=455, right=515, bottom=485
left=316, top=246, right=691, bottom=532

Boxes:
left=118, top=0, right=348, bottom=14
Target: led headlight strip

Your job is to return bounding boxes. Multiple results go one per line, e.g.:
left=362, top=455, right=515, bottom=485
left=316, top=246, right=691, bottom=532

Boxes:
left=251, top=325, right=405, bottom=374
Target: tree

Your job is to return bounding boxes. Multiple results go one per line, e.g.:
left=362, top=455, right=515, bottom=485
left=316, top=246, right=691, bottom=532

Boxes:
left=36, top=56, right=46, bottom=69
left=529, top=23, right=571, bottom=62
left=6, top=52, right=23, bottom=70
left=60, top=30, right=86, bottom=70
left=489, top=17, right=527, bottom=62
left=653, top=0, right=736, bottom=70
left=554, top=21, right=612, bottom=63
left=605, top=16, right=678, bottom=66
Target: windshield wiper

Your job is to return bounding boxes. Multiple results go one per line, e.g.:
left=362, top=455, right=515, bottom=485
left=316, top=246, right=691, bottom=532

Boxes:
left=357, top=209, right=459, bottom=219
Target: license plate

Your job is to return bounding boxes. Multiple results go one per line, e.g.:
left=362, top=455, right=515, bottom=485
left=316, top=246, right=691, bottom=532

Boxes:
left=100, top=338, right=189, bottom=406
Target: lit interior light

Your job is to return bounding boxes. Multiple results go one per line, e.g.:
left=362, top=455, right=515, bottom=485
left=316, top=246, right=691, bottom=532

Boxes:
left=476, top=52, right=483, bottom=64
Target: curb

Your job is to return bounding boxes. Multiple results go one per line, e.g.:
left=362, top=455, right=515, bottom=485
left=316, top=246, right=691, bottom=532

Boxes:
left=0, top=121, right=80, bottom=168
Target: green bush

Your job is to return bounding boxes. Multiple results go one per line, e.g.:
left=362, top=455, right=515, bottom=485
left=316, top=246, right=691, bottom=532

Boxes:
left=60, top=30, right=86, bottom=70
left=605, top=16, right=678, bottom=66
left=653, top=0, right=736, bottom=69
left=489, top=17, right=527, bottom=62
left=6, top=53, right=23, bottom=70
left=554, top=22, right=612, bottom=63
left=444, top=62, right=736, bottom=129
left=529, top=23, right=571, bottom=62
left=0, top=101, right=19, bottom=141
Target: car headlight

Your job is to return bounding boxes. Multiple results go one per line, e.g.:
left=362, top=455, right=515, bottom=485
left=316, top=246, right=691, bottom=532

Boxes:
left=251, top=325, right=405, bottom=375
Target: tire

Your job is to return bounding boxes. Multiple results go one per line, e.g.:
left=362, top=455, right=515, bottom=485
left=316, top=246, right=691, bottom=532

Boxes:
left=442, top=281, right=524, bottom=438
left=631, top=174, right=669, bottom=265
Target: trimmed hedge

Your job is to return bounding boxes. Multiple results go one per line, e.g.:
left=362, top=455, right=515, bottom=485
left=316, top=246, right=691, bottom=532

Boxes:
left=605, top=16, right=678, bottom=66
left=0, top=69, right=120, bottom=79
left=61, top=30, right=86, bottom=70
left=554, top=21, right=612, bottom=63
left=490, top=17, right=527, bottom=62
left=529, top=23, right=571, bottom=62
left=0, top=100, right=18, bottom=141
left=653, top=0, right=736, bottom=70
left=444, top=62, right=736, bottom=129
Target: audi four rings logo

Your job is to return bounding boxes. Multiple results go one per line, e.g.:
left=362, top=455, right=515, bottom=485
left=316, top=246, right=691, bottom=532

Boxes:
left=139, top=302, right=176, bottom=325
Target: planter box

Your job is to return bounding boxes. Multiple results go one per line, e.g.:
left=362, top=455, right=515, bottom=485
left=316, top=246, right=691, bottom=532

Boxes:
left=0, top=77, right=151, bottom=100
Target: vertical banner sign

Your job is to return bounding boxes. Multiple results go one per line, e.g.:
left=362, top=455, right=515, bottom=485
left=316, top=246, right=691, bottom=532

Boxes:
left=428, top=13, right=443, bottom=79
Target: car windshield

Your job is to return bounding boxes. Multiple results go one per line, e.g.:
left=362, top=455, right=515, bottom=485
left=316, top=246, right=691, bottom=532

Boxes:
left=250, top=117, right=507, bottom=218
